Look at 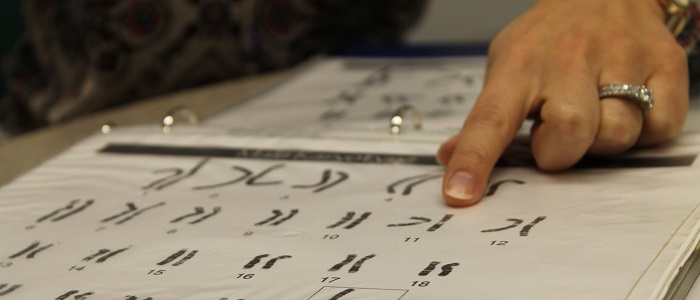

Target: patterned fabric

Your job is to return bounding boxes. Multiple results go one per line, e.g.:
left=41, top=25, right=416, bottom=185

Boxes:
left=2, top=1, right=699, bottom=138
left=1, top=0, right=426, bottom=135
left=681, top=2, right=700, bottom=95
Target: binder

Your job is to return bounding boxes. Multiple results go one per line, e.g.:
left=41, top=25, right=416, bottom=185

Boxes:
left=1, top=55, right=700, bottom=299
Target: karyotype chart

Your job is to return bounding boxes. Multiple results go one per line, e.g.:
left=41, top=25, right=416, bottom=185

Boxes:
left=1, top=129, right=699, bottom=299
left=204, top=57, right=488, bottom=135
left=307, top=286, right=408, bottom=300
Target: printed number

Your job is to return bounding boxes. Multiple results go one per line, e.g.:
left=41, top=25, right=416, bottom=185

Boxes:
left=69, top=266, right=85, bottom=271
left=323, top=234, right=340, bottom=240
left=490, top=240, right=508, bottom=246
left=0, top=262, right=13, bottom=268
left=147, top=269, right=166, bottom=275
left=237, top=273, right=255, bottom=279
left=411, top=281, right=430, bottom=287
left=321, top=277, right=341, bottom=283
left=404, top=237, right=420, bottom=243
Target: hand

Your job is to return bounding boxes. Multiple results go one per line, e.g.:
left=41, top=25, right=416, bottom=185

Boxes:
left=438, top=0, right=689, bottom=206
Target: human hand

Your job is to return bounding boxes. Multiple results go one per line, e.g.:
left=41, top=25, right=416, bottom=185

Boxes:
left=438, top=0, right=690, bottom=206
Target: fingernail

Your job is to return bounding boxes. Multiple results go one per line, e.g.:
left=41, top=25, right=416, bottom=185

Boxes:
left=445, top=171, right=476, bottom=201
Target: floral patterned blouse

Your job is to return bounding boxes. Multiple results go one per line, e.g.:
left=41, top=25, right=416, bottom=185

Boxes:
left=1, top=0, right=426, bottom=135
left=2, top=0, right=698, bottom=137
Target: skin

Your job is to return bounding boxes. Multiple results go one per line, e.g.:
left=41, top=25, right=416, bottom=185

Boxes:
left=438, top=0, right=690, bottom=206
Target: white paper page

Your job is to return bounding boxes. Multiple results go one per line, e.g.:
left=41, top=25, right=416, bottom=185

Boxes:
left=1, top=127, right=700, bottom=300
left=205, top=57, right=488, bottom=135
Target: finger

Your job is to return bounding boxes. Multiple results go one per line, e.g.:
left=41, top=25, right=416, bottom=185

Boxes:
left=589, top=69, right=647, bottom=155
left=637, top=47, right=689, bottom=146
left=530, top=70, right=599, bottom=171
left=442, top=73, right=533, bottom=207
left=588, top=95, right=643, bottom=155
left=436, top=135, right=458, bottom=166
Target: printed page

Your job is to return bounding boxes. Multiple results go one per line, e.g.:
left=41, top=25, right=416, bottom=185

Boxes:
left=204, top=56, right=488, bottom=136
left=1, top=127, right=699, bottom=299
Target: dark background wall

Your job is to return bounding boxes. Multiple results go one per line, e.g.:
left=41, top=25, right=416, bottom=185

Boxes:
left=1, top=1, right=26, bottom=100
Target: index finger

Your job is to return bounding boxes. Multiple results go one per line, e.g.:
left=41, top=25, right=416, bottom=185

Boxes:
left=441, top=74, right=535, bottom=206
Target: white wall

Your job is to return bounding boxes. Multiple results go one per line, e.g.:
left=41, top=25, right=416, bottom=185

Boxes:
left=405, top=0, right=537, bottom=43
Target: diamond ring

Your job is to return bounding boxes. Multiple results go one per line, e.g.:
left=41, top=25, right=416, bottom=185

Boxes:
left=598, top=83, right=654, bottom=117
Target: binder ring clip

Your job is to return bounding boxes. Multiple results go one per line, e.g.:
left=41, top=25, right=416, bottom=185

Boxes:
left=101, top=122, right=117, bottom=134
left=390, top=105, right=422, bottom=134
left=162, top=106, right=199, bottom=133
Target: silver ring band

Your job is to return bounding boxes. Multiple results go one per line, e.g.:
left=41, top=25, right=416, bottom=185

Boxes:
left=598, top=83, right=654, bottom=117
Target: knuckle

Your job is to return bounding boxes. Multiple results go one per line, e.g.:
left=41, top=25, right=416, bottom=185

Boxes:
left=555, top=23, right=596, bottom=54
left=604, top=38, right=643, bottom=66
left=505, top=36, right=537, bottom=56
left=643, top=115, right=684, bottom=144
left=658, top=42, right=689, bottom=71
left=597, top=118, right=639, bottom=150
left=489, top=35, right=537, bottom=70
left=636, top=37, right=688, bottom=75
left=659, top=40, right=686, bottom=60
left=557, top=32, right=593, bottom=54
left=546, top=105, right=596, bottom=141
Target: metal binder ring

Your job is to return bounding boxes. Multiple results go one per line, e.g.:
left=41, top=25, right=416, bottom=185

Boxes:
left=162, top=106, right=199, bottom=133
left=390, top=105, right=423, bottom=134
left=100, top=122, right=117, bottom=134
